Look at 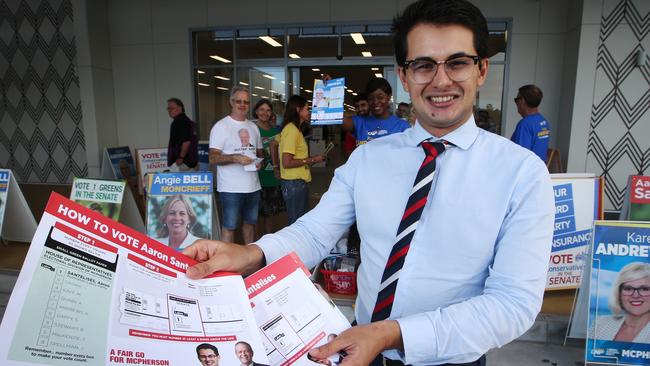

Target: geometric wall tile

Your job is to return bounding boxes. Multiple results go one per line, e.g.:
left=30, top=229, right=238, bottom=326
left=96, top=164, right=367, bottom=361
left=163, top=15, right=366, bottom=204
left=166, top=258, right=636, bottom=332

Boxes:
left=0, top=0, right=87, bottom=183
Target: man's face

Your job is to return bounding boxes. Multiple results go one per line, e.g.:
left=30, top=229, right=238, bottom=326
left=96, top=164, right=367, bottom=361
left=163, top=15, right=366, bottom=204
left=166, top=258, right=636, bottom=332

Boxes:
left=398, top=23, right=488, bottom=136
left=230, top=91, right=250, bottom=120
left=514, top=95, right=526, bottom=117
left=235, top=344, right=253, bottom=365
left=397, top=104, right=410, bottom=118
left=198, top=349, right=219, bottom=366
left=239, top=129, right=250, bottom=146
left=167, top=101, right=182, bottom=119
left=354, top=100, right=369, bottom=116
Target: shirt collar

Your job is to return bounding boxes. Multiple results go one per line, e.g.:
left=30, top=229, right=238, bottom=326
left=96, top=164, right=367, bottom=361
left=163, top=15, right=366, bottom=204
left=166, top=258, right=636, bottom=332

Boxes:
left=408, top=115, right=479, bottom=150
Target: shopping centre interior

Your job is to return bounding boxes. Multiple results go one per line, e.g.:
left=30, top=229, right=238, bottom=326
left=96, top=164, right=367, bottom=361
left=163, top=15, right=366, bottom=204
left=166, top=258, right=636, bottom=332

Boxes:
left=0, top=0, right=648, bottom=364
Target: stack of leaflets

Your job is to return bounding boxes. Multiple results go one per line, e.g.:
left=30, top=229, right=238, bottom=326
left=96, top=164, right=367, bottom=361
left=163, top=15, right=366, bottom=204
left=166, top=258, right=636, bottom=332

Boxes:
left=0, top=193, right=350, bottom=366
left=70, top=178, right=126, bottom=221
left=620, top=175, right=650, bottom=221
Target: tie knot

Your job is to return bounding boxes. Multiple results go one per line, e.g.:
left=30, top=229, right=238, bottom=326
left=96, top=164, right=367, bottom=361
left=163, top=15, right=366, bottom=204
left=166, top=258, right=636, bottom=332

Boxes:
left=421, top=140, right=447, bottom=158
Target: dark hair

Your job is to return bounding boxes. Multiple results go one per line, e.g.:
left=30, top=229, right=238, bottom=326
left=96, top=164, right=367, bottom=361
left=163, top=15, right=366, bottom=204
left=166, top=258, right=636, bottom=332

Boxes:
left=282, top=95, right=308, bottom=129
left=364, top=77, right=392, bottom=96
left=167, top=97, right=185, bottom=113
left=398, top=102, right=410, bottom=108
left=392, top=0, right=489, bottom=67
left=518, top=84, right=543, bottom=108
left=353, top=93, right=368, bottom=104
left=196, top=343, right=219, bottom=357
left=253, top=98, right=273, bottom=119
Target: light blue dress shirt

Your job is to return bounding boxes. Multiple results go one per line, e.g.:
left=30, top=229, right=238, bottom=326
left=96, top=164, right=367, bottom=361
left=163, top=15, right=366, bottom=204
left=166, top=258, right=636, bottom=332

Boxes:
left=256, top=117, right=555, bottom=365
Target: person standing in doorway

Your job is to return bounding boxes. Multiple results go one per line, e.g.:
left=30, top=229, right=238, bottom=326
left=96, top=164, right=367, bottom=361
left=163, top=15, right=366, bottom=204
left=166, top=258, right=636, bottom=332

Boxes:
left=511, top=84, right=550, bottom=162
left=209, top=86, right=263, bottom=244
left=254, top=99, right=284, bottom=236
left=276, top=95, right=324, bottom=225
left=166, top=98, right=199, bottom=171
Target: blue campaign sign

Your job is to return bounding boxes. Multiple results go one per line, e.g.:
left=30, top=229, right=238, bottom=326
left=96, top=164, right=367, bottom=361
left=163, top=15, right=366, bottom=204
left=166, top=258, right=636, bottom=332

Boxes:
left=147, top=172, right=212, bottom=196
left=586, top=221, right=650, bottom=365
left=198, top=143, right=209, bottom=171
left=554, top=183, right=573, bottom=203
left=552, top=229, right=592, bottom=252
left=554, top=216, right=577, bottom=235
left=311, top=77, right=346, bottom=125
left=107, top=146, right=136, bottom=179
left=555, top=197, right=576, bottom=219
left=0, top=169, right=9, bottom=192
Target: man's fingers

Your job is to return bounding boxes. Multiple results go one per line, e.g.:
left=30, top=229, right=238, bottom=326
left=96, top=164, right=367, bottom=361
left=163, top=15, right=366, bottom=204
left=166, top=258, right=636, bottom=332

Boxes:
left=309, top=338, right=340, bottom=359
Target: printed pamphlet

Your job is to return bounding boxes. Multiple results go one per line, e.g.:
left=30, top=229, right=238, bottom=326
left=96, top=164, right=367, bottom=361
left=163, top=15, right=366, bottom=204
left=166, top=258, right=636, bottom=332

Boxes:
left=135, top=148, right=169, bottom=195
left=311, top=78, right=345, bottom=125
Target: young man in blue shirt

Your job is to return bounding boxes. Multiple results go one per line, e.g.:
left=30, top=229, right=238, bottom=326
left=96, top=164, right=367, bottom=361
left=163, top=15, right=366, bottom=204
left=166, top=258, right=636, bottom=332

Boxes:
left=184, top=1, right=554, bottom=365
left=511, top=84, right=550, bottom=162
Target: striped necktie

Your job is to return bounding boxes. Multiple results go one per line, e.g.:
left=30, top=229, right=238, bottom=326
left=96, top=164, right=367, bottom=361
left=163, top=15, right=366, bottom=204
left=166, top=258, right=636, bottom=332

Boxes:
left=371, top=140, right=448, bottom=322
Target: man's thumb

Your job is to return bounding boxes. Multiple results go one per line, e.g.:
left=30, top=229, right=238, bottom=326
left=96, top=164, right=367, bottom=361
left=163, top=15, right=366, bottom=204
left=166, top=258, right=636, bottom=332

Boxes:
left=186, top=261, right=214, bottom=279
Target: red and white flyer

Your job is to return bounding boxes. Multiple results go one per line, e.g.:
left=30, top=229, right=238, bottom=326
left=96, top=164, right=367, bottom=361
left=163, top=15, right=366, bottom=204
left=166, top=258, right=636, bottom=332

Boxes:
left=245, top=253, right=351, bottom=366
left=0, top=192, right=268, bottom=366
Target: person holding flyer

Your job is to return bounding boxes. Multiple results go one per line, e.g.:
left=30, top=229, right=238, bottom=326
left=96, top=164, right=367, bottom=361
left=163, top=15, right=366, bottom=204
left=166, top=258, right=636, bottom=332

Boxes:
left=184, top=0, right=554, bottom=365
left=341, top=77, right=410, bottom=146
left=275, top=95, right=324, bottom=225
left=592, top=262, right=650, bottom=343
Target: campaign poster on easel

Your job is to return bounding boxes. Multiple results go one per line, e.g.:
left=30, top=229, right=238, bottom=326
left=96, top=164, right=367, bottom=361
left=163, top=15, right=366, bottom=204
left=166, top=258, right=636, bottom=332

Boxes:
left=546, top=174, right=603, bottom=290
left=70, top=178, right=126, bottom=221
left=586, top=221, right=650, bottom=365
left=310, top=78, right=345, bottom=125
left=101, top=147, right=139, bottom=195
left=0, top=169, right=37, bottom=243
left=145, top=172, right=216, bottom=251
left=198, top=142, right=209, bottom=172
left=135, top=148, right=168, bottom=195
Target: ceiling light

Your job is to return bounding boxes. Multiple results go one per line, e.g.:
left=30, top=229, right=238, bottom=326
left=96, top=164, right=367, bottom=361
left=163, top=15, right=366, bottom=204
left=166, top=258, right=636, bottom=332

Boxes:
left=198, top=82, right=210, bottom=87
left=281, top=81, right=286, bottom=84
left=269, top=90, right=276, bottom=93
left=259, top=36, right=282, bottom=47
left=312, top=68, right=320, bottom=72
left=375, top=73, right=383, bottom=78
left=254, top=86, right=265, bottom=90
left=209, top=55, right=232, bottom=63
left=214, top=75, right=230, bottom=81
left=263, top=74, right=276, bottom=80
left=239, top=81, right=249, bottom=86
left=197, top=70, right=205, bottom=74
left=347, top=89, right=353, bottom=93
left=352, top=92, right=358, bottom=96
left=289, top=53, right=301, bottom=59
left=217, top=86, right=228, bottom=91
left=371, top=67, right=379, bottom=71
left=350, top=33, right=366, bottom=45
left=305, top=89, right=312, bottom=93
left=362, top=51, right=372, bottom=57
left=252, top=93, right=259, bottom=97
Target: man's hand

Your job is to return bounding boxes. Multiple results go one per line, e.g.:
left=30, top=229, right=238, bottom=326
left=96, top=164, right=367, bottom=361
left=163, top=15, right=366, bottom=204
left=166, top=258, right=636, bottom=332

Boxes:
left=310, top=155, right=325, bottom=164
left=308, top=321, right=403, bottom=366
left=235, top=154, right=254, bottom=165
left=182, top=240, right=266, bottom=279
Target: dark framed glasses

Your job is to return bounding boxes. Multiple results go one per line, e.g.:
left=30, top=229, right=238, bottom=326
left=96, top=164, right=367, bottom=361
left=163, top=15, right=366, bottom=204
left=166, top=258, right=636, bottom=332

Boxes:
left=402, top=55, right=481, bottom=84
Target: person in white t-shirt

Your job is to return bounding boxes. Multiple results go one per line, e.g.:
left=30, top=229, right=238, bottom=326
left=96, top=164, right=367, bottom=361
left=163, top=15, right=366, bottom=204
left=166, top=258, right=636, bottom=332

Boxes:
left=209, top=86, right=263, bottom=244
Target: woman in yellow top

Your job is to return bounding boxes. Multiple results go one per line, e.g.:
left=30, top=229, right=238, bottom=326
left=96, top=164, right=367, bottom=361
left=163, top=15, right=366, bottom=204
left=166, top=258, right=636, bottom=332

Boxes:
left=278, top=95, right=324, bottom=224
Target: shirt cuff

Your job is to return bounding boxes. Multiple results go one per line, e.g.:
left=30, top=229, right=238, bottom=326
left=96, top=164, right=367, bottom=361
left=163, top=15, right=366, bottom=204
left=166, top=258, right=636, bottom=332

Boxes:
left=396, top=313, right=439, bottom=365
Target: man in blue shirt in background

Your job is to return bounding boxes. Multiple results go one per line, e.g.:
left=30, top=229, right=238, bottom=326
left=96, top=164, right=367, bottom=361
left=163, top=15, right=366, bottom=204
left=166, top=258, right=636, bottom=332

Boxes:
left=183, top=1, right=554, bottom=365
left=511, top=84, right=550, bottom=162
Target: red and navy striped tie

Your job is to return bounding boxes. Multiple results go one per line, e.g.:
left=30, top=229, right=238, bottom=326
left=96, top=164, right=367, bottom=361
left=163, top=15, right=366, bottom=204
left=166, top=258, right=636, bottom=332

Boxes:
left=371, top=140, right=448, bottom=322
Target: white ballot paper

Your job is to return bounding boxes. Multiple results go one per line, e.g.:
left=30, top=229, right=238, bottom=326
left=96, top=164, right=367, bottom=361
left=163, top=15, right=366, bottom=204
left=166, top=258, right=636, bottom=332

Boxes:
left=244, top=253, right=351, bottom=366
left=244, top=158, right=264, bottom=172
left=0, top=192, right=268, bottom=366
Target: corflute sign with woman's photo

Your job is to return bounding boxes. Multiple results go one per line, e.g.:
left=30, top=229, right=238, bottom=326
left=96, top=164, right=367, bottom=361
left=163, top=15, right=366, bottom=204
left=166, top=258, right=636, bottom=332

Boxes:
left=587, top=221, right=650, bottom=365
left=146, top=172, right=215, bottom=251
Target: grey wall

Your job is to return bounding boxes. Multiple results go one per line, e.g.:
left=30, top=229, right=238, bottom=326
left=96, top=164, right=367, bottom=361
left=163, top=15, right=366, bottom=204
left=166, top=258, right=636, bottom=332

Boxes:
left=0, top=0, right=87, bottom=183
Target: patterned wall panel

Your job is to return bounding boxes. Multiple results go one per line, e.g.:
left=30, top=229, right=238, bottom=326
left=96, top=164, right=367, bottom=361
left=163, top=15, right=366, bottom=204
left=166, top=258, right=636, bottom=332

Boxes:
left=0, top=0, right=86, bottom=183
left=586, top=0, right=650, bottom=211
